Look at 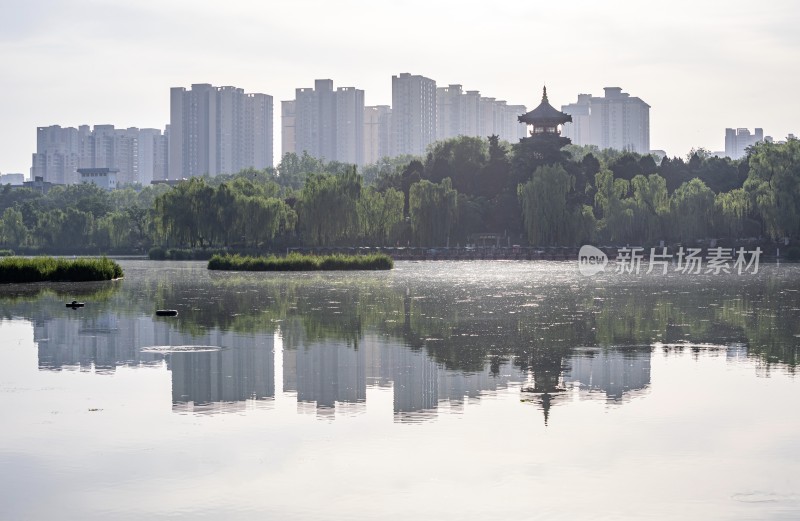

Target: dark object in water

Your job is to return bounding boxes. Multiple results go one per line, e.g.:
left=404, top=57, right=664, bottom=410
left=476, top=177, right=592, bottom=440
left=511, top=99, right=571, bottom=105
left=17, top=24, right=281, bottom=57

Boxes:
left=156, top=309, right=178, bottom=317
left=66, top=300, right=85, bottom=308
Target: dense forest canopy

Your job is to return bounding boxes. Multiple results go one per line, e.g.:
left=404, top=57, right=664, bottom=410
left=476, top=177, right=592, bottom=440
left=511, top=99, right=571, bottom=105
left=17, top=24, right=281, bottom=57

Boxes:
left=1, top=136, right=798, bottom=254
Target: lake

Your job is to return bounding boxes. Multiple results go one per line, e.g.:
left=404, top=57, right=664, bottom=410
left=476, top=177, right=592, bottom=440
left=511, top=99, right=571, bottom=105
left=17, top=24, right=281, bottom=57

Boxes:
left=1, top=260, right=798, bottom=520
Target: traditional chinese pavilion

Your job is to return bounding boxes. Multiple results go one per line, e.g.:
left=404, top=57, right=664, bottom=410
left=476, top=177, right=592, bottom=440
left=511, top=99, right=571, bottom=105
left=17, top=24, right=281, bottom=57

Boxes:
left=518, top=86, right=572, bottom=147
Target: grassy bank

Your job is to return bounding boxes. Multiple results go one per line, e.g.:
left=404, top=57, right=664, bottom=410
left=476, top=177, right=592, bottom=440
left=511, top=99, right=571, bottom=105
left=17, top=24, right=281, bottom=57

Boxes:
left=0, top=256, right=123, bottom=283
left=208, top=253, right=393, bottom=271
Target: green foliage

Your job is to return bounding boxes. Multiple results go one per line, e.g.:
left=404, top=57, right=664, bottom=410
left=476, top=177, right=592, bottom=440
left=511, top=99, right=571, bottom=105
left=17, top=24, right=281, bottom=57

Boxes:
left=744, top=139, right=800, bottom=239
left=409, top=178, right=458, bottom=246
left=296, top=168, right=361, bottom=246
left=518, top=164, right=577, bottom=246
left=0, top=256, right=123, bottom=283
left=357, top=187, right=404, bottom=245
left=669, top=178, right=715, bottom=242
left=208, top=252, right=393, bottom=271
left=2, top=137, right=799, bottom=252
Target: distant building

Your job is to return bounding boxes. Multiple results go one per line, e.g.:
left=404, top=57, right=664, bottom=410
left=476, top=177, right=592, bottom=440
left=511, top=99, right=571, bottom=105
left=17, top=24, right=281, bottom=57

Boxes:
left=561, top=87, right=650, bottom=154
left=0, top=173, right=24, bottom=186
left=281, top=100, right=296, bottom=158
left=363, top=105, right=392, bottom=165
left=22, top=176, right=59, bottom=194
left=335, top=87, right=365, bottom=166
left=519, top=86, right=572, bottom=147
left=288, top=79, right=364, bottom=165
left=725, top=128, right=764, bottom=159
left=169, top=83, right=273, bottom=179
left=436, top=84, right=526, bottom=143
left=31, top=124, right=167, bottom=186
left=78, top=167, right=118, bottom=191
left=436, top=84, right=465, bottom=141
left=391, top=73, right=437, bottom=157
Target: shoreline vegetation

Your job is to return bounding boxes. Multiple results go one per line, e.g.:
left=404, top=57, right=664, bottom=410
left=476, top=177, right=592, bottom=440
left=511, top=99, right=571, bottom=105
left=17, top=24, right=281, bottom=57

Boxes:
left=0, top=256, right=123, bottom=283
left=208, top=253, right=393, bottom=271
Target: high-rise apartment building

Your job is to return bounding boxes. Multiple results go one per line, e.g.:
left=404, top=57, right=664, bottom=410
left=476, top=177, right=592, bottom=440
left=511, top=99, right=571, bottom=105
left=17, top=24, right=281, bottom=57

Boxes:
left=281, top=100, right=296, bottom=158
left=363, top=106, right=392, bottom=165
left=725, top=128, right=764, bottom=159
left=436, top=84, right=465, bottom=141
left=435, top=84, right=526, bottom=144
left=288, top=79, right=365, bottom=165
left=31, top=124, right=167, bottom=185
left=335, top=87, right=365, bottom=166
left=391, top=73, right=436, bottom=157
left=169, top=83, right=273, bottom=179
left=561, top=87, right=650, bottom=154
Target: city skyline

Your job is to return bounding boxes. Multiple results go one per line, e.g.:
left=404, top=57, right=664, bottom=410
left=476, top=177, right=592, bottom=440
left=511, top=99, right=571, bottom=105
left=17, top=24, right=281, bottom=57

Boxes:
left=1, top=0, right=799, bottom=175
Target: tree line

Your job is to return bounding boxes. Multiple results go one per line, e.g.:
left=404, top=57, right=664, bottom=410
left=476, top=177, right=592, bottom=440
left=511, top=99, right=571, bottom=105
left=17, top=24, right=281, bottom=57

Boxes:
left=1, top=135, right=798, bottom=253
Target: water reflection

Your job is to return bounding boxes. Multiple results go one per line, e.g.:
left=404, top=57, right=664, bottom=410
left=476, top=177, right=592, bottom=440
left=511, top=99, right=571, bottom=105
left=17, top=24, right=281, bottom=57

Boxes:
left=2, top=261, right=798, bottom=423
left=563, top=347, right=651, bottom=402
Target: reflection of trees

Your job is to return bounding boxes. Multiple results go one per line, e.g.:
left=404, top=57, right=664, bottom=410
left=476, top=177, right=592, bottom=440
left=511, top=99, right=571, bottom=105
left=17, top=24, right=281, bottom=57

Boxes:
left=0, top=281, right=123, bottom=321
left=4, top=266, right=797, bottom=377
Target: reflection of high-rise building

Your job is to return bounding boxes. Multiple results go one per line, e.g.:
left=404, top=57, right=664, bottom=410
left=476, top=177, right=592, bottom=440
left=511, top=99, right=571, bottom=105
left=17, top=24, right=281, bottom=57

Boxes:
left=283, top=341, right=365, bottom=413
left=169, top=332, right=274, bottom=407
left=34, top=312, right=275, bottom=410
left=562, top=348, right=651, bottom=401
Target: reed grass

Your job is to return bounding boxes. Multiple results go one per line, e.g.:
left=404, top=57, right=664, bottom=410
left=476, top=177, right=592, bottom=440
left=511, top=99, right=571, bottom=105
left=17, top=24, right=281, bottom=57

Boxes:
left=0, top=256, right=124, bottom=283
left=208, top=252, right=393, bottom=271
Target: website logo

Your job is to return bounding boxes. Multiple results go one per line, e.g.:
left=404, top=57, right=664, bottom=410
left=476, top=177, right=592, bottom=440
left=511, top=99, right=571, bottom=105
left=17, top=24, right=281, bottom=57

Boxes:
left=578, top=245, right=608, bottom=276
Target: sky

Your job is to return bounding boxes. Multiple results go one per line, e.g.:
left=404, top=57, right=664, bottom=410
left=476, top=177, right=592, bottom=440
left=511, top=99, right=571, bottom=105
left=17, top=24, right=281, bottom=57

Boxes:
left=1, top=0, right=799, bottom=176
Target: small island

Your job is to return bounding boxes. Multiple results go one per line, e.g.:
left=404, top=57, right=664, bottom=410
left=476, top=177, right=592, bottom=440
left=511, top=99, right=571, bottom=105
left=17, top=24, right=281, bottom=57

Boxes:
left=0, top=257, right=124, bottom=283
left=208, top=252, right=393, bottom=271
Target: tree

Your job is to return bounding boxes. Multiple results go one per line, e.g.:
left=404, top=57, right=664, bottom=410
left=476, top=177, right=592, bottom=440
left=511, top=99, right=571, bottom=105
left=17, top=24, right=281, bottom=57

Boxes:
left=357, top=187, right=404, bottom=245
left=669, top=178, right=715, bottom=242
left=630, top=174, right=669, bottom=243
left=409, top=178, right=457, bottom=246
left=297, top=168, right=362, bottom=245
left=518, top=164, right=589, bottom=246
left=744, top=139, right=800, bottom=239
left=0, top=207, right=27, bottom=246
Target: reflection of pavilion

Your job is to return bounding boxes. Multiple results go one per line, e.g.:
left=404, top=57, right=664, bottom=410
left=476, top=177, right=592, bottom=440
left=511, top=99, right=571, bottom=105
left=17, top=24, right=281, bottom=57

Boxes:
left=562, top=347, right=652, bottom=401
left=34, top=312, right=652, bottom=422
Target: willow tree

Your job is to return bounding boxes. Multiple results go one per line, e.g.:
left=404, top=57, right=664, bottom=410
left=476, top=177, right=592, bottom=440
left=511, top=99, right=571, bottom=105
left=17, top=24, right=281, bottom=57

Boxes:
left=409, top=178, right=457, bottom=246
left=238, top=196, right=293, bottom=248
left=357, top=187, right=404, bottom=245
left=297, top=168, right=362, bottom=245
left=594, top=169, right=634, bottom=244
left=744, top=139, right=800, bottom=239
left=0, top=207, right=27, bottom=247
left=630, top=174, right=669, bottom=243
left=669, top=178, right=715, bottom=242
left=714, top=188, right=750, bottom=239
left=518, top=164, right=574, bottom=246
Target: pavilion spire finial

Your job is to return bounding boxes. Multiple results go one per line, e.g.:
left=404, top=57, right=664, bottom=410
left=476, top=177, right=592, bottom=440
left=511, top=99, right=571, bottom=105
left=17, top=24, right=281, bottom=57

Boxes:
left=542, top=85, right=548, bottom=103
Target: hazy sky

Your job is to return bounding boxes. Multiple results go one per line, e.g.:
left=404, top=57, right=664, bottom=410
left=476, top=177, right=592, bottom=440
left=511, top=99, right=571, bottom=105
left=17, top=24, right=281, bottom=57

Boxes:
left=1, top=0, right=798, bottom=175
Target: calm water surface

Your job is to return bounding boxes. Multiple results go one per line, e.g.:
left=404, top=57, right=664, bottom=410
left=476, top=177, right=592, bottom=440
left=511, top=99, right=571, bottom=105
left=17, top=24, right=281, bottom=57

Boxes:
left=1, top=260, right=798, bottom=520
